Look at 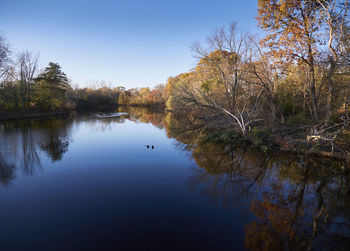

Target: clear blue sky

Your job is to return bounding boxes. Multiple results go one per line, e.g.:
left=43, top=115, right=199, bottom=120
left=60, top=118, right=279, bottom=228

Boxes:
left=0, top=0, right=259, bottom=89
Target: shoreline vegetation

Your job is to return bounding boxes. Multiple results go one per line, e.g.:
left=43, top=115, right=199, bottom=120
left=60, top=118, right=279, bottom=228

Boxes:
left=204, top=126, right=350, bottom=161
left=1, top=105, right=349, bottom=162
left=1, top=0, right=350, bottom=161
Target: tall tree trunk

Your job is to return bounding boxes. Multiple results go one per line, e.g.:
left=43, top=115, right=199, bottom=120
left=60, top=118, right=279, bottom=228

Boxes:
left=20, top=79, right=27, bottom=107
left=308, top=46, right=318, bottom=121
left=310, top=65, right=318, bottom=121
left=48, top=87, right=52, bottom=110
left=325, top=59, right=336, bottom=123
left=270, top=99, right=276, bottom=123
left=27, top=83, right=31, bottom=106
left=303, top=80, right=306, bottom=115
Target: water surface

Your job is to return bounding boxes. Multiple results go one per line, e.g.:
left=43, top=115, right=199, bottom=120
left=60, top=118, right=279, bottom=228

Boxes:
left=0, top=107, right=349, bottom=250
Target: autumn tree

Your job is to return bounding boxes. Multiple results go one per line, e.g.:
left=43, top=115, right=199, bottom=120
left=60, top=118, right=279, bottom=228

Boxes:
left=165, top=73, right=194, bottom=112
left=149, top=84, right=167, bottom=104
left=137, top=87, right=150, bottom=105
left=257, top=0, right=322, bottom=121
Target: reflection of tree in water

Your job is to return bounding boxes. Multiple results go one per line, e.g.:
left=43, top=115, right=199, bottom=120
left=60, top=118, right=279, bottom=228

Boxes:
left=119, top=106, right=167, bottom=130
left=245, top=158, right=350, bottom=251
left=165, top=112, right=350, bottom=250
left=81, top=107, right=161, bottom=133
left=33, top=117, right=73, bottom=161
left=40, top=136, right=69, bottom=162
left=0, top=152, right=15, bottom=185
left=21, top=127, right=42, bottom=175
left=0, top=124, right=16, bottom=184
left=0, top=116, right=74, bottom=185
left=165, top=112, right=275, bottom=206
left=86, top=117, right=125, bottom=133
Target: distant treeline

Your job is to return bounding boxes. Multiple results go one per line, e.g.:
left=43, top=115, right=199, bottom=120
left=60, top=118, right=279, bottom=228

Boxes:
left=0, top=37, right=167, bottom=111
left=71, top=84, right=167, bottom=109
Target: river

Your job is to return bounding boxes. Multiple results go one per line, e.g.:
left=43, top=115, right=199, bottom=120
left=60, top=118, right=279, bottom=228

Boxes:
left=0, top=107, right=349, bottom=250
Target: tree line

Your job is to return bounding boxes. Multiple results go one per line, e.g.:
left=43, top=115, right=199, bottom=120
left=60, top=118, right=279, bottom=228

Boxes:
left=0, top=37, right=167, bottom=112
left=0, top=43, right=71, bottom=111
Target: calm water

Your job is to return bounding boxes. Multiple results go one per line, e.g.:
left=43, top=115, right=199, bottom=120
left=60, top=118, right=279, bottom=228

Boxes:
left=0, top=107, right=349, bottom=250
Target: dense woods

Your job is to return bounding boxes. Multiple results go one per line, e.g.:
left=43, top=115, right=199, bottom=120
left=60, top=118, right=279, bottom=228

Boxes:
left=1, top=0, right=350, bottom=155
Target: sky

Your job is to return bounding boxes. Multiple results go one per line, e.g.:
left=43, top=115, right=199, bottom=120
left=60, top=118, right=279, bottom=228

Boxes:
left=0, top=0, right=259, bottom=89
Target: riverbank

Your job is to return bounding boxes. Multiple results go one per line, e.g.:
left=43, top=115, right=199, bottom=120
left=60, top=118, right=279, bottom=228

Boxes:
left=206, top=127, right=350, bottom=162
left=0, top=105, right=120, bottom=121
left=271, top=134, right=350, bottom=161
left=0, top=108, right=70, bottom=121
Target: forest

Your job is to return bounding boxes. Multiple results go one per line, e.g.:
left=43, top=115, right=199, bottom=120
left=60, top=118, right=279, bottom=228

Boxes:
left=1, top=0, right=350, bottom=156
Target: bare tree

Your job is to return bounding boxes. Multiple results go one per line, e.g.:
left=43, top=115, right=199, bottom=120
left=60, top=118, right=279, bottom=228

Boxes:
left=0, top=34, right=11, bottom=79
left=186, top=23, right=262, bottom=134
left=169, top=24, right=265, bottom=135
left=245, top=36, right=286, bottom=124
left=191, top=23, right=252, bottom=112
left=174, top=80, right=263, bottom=135
left=17, top=50, right=39, bottom=106
left=316, top=0, right=349, bottom=122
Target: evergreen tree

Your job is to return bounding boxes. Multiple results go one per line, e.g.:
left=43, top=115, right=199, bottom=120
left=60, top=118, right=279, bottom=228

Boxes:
left=35, top=62, right=69, bottom=110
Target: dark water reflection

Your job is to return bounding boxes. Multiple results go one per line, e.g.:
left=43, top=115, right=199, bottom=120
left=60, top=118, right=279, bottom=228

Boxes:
left=0, top=107, right=349, bottom=250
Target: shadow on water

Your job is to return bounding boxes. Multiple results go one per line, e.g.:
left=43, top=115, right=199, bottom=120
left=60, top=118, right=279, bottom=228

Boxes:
left=0, top=107, right=349, bottom=250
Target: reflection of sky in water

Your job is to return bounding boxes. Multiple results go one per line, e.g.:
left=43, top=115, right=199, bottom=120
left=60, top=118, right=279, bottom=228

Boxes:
left=56, top=118, right=190, bottom=173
